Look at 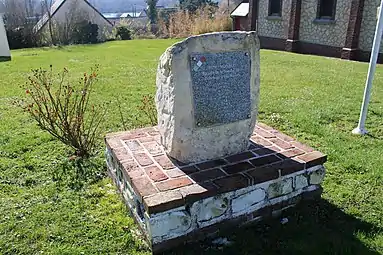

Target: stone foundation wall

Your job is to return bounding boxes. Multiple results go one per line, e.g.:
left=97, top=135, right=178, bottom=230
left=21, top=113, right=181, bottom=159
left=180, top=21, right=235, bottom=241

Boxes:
left=299, top=0, right=351, bottom=47
left=257, top=0, right=291, bottom=39
left=359, top=0, right=383, bottom=52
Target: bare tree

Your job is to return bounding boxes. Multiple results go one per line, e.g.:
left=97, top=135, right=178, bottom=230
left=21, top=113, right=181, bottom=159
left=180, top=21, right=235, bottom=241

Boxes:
left=2, top=0, right=38, bottom=48
left=41, top=0, right=55, bottom=45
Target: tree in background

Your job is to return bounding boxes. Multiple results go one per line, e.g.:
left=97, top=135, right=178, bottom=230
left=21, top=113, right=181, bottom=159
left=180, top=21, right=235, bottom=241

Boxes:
left=179, top=0, right=217, bottom=13
left=146, top=0, right=158, bottom=31
left=2, top=0, right=39, bottom=49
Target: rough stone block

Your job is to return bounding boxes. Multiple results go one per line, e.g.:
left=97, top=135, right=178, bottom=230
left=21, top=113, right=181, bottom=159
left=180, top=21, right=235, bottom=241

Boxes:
left=191, top=195, right=230, bottom=228
left=147, top=207, right=193, bottom=244
left=267, top=178, right=293, bottom=198
left=294, top=174, right=309, bottom=190
left=308, top=165, right=326, bottom=185
left=156, top=32, right=260, bottom=163
left=231, top=188, right=266, bottom=216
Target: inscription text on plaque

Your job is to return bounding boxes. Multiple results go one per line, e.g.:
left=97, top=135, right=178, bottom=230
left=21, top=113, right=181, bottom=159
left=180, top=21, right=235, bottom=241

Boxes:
left=190, top=51, right=251, bottom=127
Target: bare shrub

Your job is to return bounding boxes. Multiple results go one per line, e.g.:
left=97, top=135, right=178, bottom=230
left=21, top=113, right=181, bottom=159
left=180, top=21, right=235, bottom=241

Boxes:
left=116, top=19, right=154, bottom=39
left=139, top=94, right=157, bottom=126
left=20, top=65, right=106, bottom=158
left=158, top=5, right=232, bottom=38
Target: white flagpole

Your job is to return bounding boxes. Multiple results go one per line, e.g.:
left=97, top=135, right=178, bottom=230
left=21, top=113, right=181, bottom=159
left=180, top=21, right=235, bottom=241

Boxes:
left=353, top=0, right=383, bottom=135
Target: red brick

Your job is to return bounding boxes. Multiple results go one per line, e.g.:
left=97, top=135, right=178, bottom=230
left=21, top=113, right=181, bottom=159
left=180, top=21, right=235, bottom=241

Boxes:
left=179, top=183, right=217, bottom=203
left=122, top=161, right=139, bottom=171
left=225, top=151, right=256, bottom=163
left=252, top=147, right=277, bottom=156
left=122, top=161, right=144, bottom=180
left=179, top=165, right=199, bottom=174
left=156, top=177, right=193, bottom=191
left=112, top=147, right=132, bottom=162
left=196, top=159, right=227, bottom=170
left=297, top=151, right=327, bottom=167
left=222, top=161, right=254, bottom=174
left=279, top=148, right=305, bottom=158
left=140, top=127, right=156, bottom=133
left=125, top=140, right=143, bottom=152
left=165, top=168, right=186, bottom=178
left=106, top=137, right=123, bottom=149
left=190, top=168, right=226, bottom=182
left=245, top=165, right=279, bottom=184
left=154, top=155, right=176, bottom=170
left=131, top=176, right=158, bottom=198
left=138, top=136, right=155, bottom=143
left=273, top=131, right=295, bottom=142
left=250, top=154, right=282, bottom=167
left=269, top=138, right=294, bottom=150
left=213, top=174, right=250, bottom=193
left=274, top=159, right=305, bottom=176
left=290, top=141, right=315, bottom=153
left=120, top=131, right=148, bottom=140
left=268, top=145, right=282, bottom=152
left=134, top=152, right=153, bottom=167
left=148, top=130, right=160, bottom=136
left=143, top=141, right=163, bottom=155
left=144, top=166, right=168, bottom=182
left=143, top=190, right=184, bottom=214
left=251, top=136, right=272, bottom=147
left=254, top=128, right=276, bottom=138
left=248, top=142, right=263, bottom=150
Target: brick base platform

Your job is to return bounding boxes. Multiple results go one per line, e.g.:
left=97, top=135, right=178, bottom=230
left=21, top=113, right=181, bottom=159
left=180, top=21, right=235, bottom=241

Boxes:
left=105, top=123, right=327, bottom=254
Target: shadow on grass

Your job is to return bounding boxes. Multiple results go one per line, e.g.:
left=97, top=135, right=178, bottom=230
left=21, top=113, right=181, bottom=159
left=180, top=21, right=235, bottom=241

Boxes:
left=166, top=199, right=381, bottom=255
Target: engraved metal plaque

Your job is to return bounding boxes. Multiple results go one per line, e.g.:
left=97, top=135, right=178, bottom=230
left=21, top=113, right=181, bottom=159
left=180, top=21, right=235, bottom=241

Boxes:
left=190, top=51, right=251, bottom=127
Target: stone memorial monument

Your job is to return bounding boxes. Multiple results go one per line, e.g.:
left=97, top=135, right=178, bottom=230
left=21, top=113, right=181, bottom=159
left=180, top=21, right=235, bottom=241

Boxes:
left=105, top=32, right=327, bottom=254
left=0, top=14, right=11, bottom=62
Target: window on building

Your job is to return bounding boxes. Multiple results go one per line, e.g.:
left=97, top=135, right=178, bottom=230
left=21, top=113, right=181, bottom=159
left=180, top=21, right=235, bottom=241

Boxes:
left=317, top=0, right=336, bottom=20
left=268, top=0, right=282, bottom=17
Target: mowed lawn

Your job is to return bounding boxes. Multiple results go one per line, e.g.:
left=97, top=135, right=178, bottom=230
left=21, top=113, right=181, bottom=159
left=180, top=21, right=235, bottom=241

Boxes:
left=0, top=40, right=382, bottom=255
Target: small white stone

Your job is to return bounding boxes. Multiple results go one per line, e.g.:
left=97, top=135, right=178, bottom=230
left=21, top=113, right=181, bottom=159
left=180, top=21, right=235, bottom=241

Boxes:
left=191, top=195, right=230, bottom=228
left=231, top=188, right=266, bottom=216
left=149, top=209, right=193, bottom=243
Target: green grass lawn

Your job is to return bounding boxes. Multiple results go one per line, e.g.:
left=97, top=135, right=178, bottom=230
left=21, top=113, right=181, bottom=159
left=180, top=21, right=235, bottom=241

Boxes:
left=0, top=40, right=382, bottom=255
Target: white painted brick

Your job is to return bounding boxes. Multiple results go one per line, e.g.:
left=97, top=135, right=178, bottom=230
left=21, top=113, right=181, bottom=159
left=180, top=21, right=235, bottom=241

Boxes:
left=309, top=166, right=326, bottom=185
left=267, top=178, right=293, bottom=199
left=294, top=174, right=308, bottom=190
left=191, top=194, right=230, bottom=228
left=148, top=209, right=193, bottom=244
left=232, top=188, right=266, bottom=217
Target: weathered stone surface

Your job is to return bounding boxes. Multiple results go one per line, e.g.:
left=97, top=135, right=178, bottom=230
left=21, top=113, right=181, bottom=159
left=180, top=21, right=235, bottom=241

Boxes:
left=156, top=32, right=260, bottom=163
left=267, top=178, right=293, bottom=198
left=231, top=187, right=266, bottom=216
left=147, top=207, right=193, bottom=244
left=359, top=0, right=383, bottom=52
left=191, top=194, right=230, bottom=228
left=308, top=165, right=326, bottom=185
left=294, top=174, right=308, bottom=190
